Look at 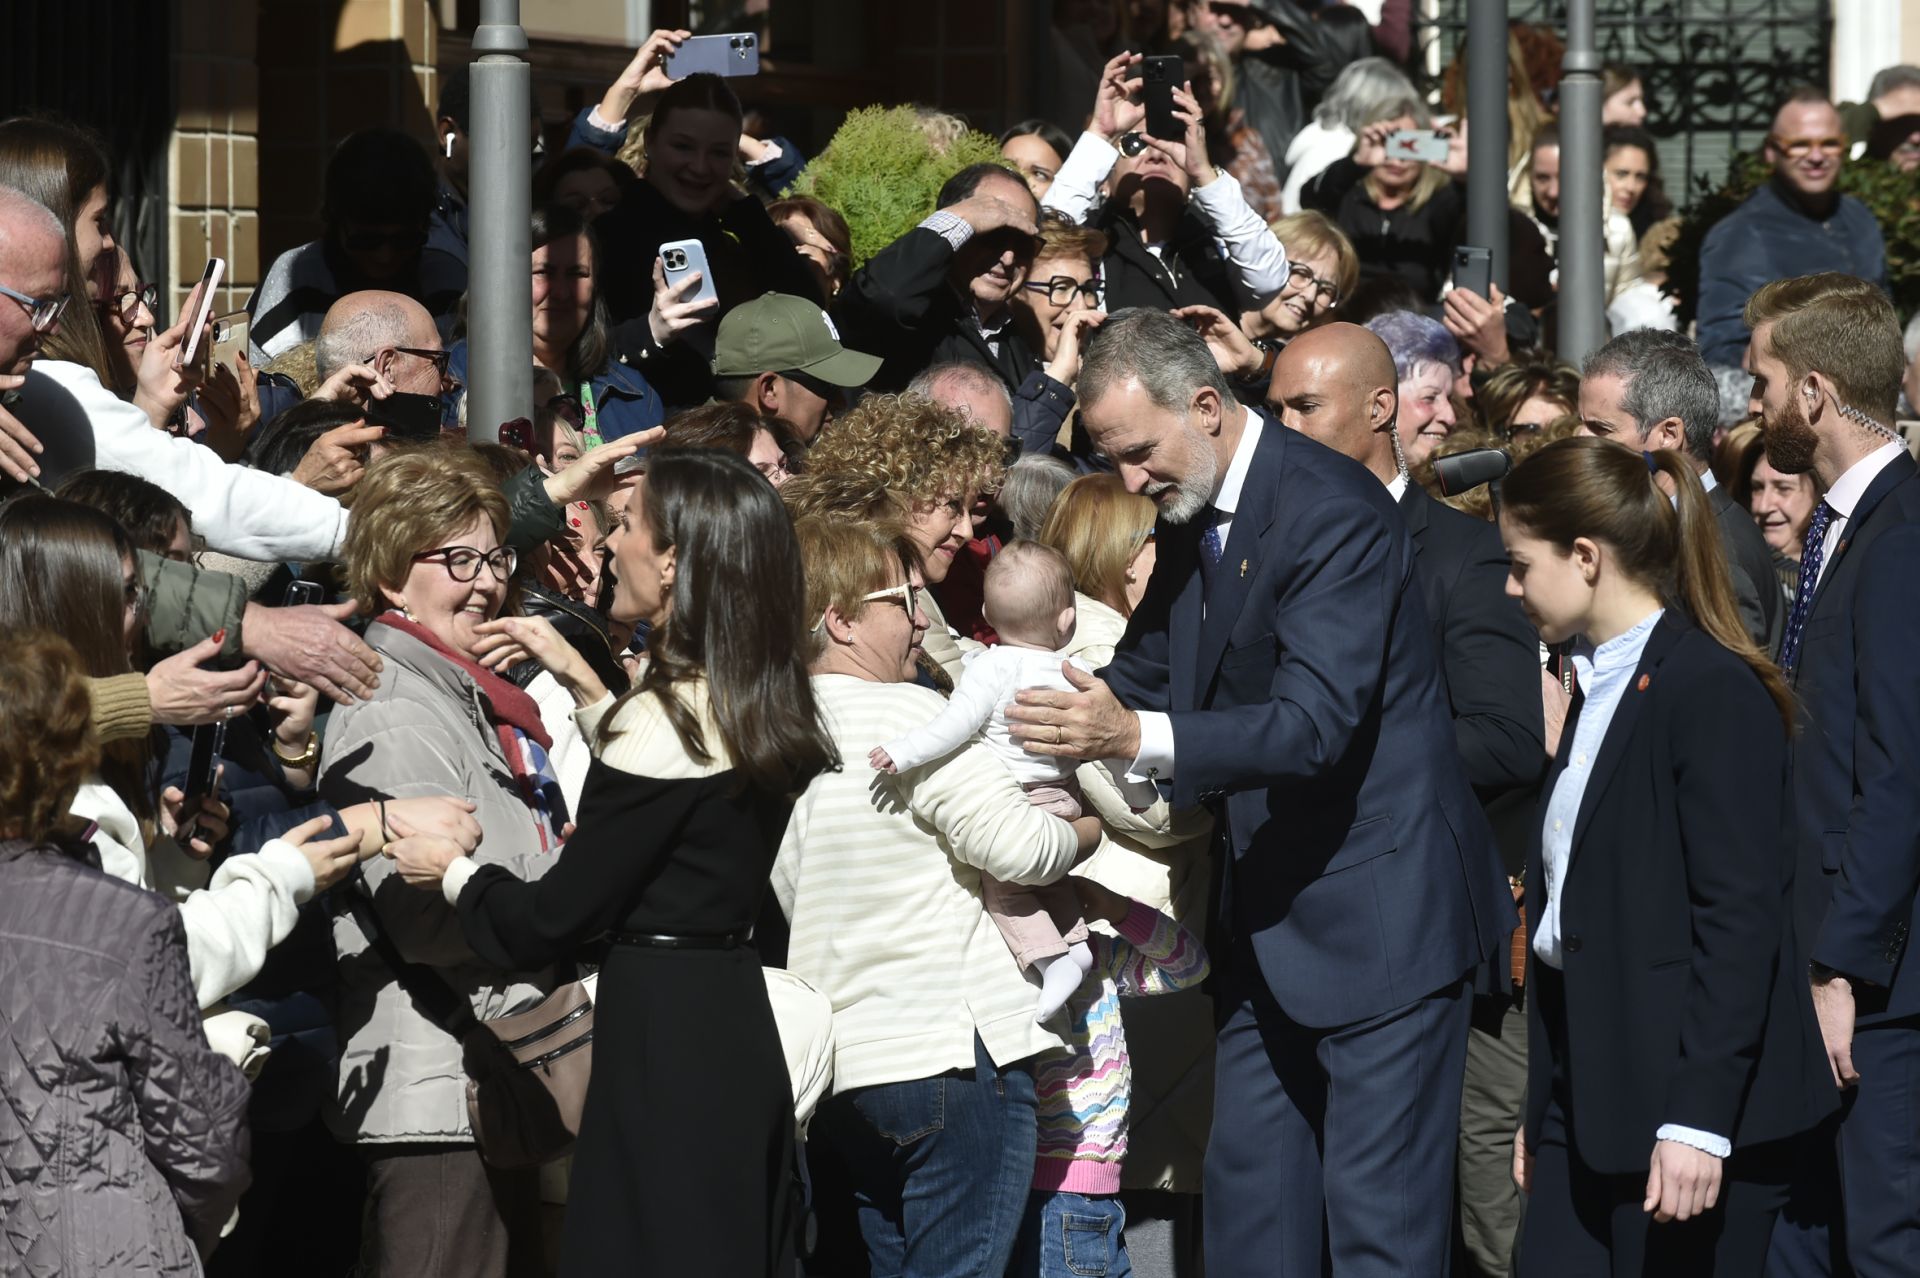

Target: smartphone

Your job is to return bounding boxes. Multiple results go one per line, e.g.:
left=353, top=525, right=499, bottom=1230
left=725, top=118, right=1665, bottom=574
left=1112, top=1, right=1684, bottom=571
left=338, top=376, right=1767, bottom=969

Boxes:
left=364, top=389, right=445, bottom=440
left=1453, top=246, right=1493, bottom=300
left=663, top=32, right=761, bottom=78
left=658, top=239, right=718, bottom=309
left=1385, top=129, right=1451, bottom=165
left=498, top=417, right=534, bottom=453
left=175, top=258, right=226, bottom=370
left=177, top=720, right=226, bottom=846
left=207, top=310, right=250, bottom=380
left=1141, top=55, right=1184, bottom=141
left=283, top=579, right=324, bottom=608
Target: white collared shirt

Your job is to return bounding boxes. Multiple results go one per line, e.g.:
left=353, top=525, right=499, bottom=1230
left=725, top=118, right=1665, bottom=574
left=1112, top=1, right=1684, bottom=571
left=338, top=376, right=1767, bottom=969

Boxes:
left=1128, top=414, right=1264, bottom=779
left=1813, top=440, right=1906, bottom=590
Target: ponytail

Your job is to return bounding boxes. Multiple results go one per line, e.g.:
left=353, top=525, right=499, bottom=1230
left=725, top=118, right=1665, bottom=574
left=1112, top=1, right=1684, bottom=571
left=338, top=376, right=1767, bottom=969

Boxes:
left=1504, top=437, right=1794, bottom=733
left=1647, top=450, right=1795, bottom=731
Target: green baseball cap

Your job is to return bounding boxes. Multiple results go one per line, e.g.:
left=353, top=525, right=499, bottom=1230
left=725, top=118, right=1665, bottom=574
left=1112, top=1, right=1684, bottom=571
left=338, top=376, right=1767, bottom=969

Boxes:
left=712, top=292, right=883, bottom=388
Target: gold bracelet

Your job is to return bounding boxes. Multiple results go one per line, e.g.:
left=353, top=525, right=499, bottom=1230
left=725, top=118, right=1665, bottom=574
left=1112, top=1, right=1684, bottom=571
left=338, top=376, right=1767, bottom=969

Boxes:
left=270, top=730, right=320, bottom=770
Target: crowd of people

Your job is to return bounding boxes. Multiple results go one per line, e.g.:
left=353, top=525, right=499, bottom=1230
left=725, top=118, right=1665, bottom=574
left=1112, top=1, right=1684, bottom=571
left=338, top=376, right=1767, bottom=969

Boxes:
left=4, top=3, right=1920, bottom=1276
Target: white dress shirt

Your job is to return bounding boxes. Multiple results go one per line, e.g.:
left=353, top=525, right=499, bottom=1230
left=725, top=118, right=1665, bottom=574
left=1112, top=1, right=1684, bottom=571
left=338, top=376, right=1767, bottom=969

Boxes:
left=1128, top=414, right=1264, bottom=779
left=1812, top=440, right=1906, bottom=591
left=1533, top=607, right=1732, bottom=1159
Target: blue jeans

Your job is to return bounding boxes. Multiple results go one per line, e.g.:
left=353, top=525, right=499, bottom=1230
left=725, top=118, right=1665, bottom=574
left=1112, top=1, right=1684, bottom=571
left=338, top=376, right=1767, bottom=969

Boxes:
left=813, top=1034, right=1038, bottom=1278
left=1011, top=1191, right=1132, bottom=1278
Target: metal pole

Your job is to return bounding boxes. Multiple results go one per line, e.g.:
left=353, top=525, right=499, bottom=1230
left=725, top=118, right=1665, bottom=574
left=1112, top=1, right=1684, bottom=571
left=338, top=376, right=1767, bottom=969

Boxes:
left=1556, top=0, right=1606, bottom=364
left=465, top=0, right=532, bottom=445
left=1465, top=0, right=1510, bottom=293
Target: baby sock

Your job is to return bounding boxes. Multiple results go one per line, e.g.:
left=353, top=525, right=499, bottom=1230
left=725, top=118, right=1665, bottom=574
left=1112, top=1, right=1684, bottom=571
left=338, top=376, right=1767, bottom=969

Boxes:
left=1034, top=941, right=1096, bottom=1022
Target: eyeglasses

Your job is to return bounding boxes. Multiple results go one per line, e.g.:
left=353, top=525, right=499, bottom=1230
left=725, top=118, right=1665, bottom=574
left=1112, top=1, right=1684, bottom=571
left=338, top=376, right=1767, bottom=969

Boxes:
left=97, top=283, right=158, bottom=323
left=412, top=544, right=519, bottom=583
left=1282, top=262, right=1340, bottom=307
left=860, top=582, right=920, bottom=616
left=1117, top=132, right=1152, bottom=157
left=755, top=450, right=791, bottom=482
left=1023, top=275, right=1101, bottom=306
left=391, top=346, right=459, bottom=389
left=1769, top=135, right=1847, bottom=159
left=0, top=282, right=70, bottom=334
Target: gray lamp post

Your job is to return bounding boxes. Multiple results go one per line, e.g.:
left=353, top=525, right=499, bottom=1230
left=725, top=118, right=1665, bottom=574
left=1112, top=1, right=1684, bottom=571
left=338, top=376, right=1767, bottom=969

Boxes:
left=464, top=0, right=533, bottom=444
left=1556, top=0, right=1607, bottom=364
left=1466, top=0, right=1511, bottom=293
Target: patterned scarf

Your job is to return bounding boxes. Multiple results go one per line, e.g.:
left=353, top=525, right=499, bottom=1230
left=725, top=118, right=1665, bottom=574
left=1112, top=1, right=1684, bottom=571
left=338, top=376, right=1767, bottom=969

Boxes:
left=378, top=613, right=569, bottom=849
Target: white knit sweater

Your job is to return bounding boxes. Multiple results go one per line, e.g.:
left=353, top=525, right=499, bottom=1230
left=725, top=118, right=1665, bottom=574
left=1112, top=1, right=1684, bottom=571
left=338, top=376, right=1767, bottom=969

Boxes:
left=772, top=674, right=1080, bottom=1093
left=70, top=778, right=315, bottom=1010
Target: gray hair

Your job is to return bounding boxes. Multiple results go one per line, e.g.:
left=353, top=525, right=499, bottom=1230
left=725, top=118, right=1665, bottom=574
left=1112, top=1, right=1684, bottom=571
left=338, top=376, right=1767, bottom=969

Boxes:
left=1709, top=364, right=1756, bottom=428
left=1314, top=57, right=1425, bottom=133
left=906, top=360, right=1012, bottom=409
left=1902, top=311, right=1920, bottom=363
left=1079, top=307, right=1235, bottom=415
left=315, top=295, right=413, bottom=382
left=1582, top=329, right=1721, bottom=462
left=0, top=184, right=64, bottom=264
left=1869, top=64, right=1920, bottom=103
left=998, top=453, right=1076, bottom=541
left=1364, top=310, right=1462, bottom=382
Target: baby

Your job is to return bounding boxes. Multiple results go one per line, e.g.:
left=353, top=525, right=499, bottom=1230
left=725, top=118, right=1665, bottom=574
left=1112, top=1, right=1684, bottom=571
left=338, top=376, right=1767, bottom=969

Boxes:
left=872, top=541, right=1121, bottom=1021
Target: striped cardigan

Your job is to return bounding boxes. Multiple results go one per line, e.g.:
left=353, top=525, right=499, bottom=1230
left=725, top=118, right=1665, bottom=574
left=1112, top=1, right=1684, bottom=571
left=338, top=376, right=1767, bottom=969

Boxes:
left=1033, top=901, right=1210, bottom=1194
left=773, top=674, right=1081, bottom=1092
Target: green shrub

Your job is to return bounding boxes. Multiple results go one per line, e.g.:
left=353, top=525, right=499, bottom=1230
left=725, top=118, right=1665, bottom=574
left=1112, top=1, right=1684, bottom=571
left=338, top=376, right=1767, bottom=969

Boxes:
left=1664, top=152, right=1920, bottom=329
left=785, top=106, right=1011, bottom=269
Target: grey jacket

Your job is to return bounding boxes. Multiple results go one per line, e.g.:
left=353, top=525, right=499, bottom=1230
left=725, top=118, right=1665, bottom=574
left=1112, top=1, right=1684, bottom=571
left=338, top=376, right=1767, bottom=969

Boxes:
left=319, top=623, right=563, bottom=1145
left=0, top=841, right=251, bottom=1275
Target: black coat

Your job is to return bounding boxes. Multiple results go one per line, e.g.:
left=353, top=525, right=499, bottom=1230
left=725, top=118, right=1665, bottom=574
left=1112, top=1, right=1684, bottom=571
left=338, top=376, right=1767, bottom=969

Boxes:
left=1401, top=485, right=1544, bottom=878
left=1523, top=613, right=1833, bottom=1174
left=1788, top=450, right=1920, bottom=1013
left=832, top=226, right=1042, bottom=394
left=1710, top=482, right=1785, bottom=653
left=593, top=179, right=822, bottom=329
left=1095, top=205, right=1244, bottom=316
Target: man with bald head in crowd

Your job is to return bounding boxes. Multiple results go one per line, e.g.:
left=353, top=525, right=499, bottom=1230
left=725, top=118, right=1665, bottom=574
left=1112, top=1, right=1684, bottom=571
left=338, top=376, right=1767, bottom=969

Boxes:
left=1268, top=323, right=1546, bottom=1274
left=314, top=289, right=455, bottom=400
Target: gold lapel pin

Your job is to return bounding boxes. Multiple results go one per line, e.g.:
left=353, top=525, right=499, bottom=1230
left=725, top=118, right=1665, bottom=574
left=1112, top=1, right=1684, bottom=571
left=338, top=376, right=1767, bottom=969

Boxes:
left=1239, top=559, right=1248, bottom=577
left=1636, top=674, right=1650, bottom=691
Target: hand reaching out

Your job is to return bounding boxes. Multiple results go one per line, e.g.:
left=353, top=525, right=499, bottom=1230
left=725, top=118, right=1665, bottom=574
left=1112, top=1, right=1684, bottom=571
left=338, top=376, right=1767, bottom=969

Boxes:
left=603, top=28, right=693, bottom=122
left=472, top=615, right=610, bottom=707
left=1172, top=304, right=1263, bottom=380
left=868, top=746, right=899, bottom=774
left=147, top=631, right=268, bottom=726
left=1091, top=51, right=1146, bottom=142
left=542, top=429, right=663, bottom=505
left=291, top=422, right=386, bottom=494
left=277, top=814, right=364, bottom=893
left=384, top=808, right=472, bottom=889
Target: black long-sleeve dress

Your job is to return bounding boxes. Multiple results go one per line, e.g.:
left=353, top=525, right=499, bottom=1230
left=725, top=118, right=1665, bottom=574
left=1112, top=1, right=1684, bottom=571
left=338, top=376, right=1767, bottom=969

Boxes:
left=453, top=687, right=798, bottom=1276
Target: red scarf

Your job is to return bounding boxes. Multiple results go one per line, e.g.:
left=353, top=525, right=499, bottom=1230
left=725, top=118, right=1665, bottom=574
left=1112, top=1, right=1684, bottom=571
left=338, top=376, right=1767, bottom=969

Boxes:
left=377, top=612, right=554, bottom=757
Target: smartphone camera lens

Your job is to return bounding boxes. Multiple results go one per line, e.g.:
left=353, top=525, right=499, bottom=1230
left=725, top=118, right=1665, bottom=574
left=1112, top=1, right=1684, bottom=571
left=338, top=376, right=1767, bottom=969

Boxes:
left=665, top=249, right=686, bottom=270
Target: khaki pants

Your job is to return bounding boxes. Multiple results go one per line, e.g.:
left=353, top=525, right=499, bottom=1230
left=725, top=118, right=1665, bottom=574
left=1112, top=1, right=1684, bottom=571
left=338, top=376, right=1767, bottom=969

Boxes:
left=1457, top=995, right=1528, bottom=1278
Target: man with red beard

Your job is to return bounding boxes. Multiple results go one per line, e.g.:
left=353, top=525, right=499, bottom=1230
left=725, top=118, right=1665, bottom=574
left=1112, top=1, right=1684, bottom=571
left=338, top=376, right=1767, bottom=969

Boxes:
left=1751, top=272, right=1920, bottom=1278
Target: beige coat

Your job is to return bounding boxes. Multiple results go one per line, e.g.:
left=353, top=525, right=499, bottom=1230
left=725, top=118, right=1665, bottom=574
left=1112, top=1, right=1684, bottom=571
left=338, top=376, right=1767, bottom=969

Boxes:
left=319, top=623, right=564, bottom=1145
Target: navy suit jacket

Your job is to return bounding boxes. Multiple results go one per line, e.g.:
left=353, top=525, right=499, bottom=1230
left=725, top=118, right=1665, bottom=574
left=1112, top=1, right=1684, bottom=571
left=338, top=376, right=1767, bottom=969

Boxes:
left=1401, top=485, right=1545, bottom=878
left=1787, top=450, right=1920, bottom=1013
left=1101, top=415, right=1514, bottom=1028
left=1523, top=613, right=1833, bottom=1174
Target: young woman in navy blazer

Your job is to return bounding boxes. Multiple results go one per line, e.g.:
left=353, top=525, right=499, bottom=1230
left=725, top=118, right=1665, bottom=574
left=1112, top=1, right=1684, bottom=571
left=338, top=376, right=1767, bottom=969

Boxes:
left=1501, top=437, right=1833, bottom=1275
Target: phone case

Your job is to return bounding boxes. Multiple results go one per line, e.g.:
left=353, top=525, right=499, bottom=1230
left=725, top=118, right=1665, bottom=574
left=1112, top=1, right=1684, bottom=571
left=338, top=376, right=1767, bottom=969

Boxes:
left=1142, top=55, right=1182, bottom=141
left=209, top=310, right=250, bottom=377
left=1385, top=130, right=1451, bottom=165
left=664, top=33, right=760, bottom=79
left=1453, top=248, right=1493, bottom=299
left=659, top=238, right=719, bottom=309
left=177, top=259, right=227, bottom=367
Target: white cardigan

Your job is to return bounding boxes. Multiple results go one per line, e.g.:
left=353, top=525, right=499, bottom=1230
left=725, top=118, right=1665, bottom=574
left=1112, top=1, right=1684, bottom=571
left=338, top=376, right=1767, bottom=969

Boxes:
left=24, top=360, right=348, bottom=562
left=71, top=778, right=316, bottom=1010
left=773, top=674, right=1080, bottom=1092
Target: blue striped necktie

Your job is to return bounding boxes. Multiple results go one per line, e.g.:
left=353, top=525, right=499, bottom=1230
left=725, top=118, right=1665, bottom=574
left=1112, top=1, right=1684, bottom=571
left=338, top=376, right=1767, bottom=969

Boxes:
left=1779, top=499, right=1835, bottom=676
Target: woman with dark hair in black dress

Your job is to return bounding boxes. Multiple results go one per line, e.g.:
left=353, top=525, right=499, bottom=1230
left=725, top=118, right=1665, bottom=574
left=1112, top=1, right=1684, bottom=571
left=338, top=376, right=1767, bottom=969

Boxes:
left=393, top=447, right=838, bottom=1274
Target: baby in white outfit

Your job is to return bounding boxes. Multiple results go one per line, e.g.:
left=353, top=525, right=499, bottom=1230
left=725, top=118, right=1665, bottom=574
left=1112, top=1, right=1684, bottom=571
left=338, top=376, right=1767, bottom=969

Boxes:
left=872, top=542, right=1124, bottom=1020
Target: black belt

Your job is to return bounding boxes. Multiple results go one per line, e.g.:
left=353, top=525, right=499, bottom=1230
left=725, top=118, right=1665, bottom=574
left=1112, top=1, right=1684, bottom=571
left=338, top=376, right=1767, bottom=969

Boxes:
left=607, top=929, right=750, bottom=950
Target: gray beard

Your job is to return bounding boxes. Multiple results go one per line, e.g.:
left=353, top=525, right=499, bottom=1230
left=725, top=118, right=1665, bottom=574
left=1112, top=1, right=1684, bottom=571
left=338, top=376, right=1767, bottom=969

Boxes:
left=1147, top=467, right=1213, bottom=524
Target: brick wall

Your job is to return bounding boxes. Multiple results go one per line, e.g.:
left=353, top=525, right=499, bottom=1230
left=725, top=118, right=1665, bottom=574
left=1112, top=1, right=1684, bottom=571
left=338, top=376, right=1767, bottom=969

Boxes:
left=170, top=0, right=262, bottom=317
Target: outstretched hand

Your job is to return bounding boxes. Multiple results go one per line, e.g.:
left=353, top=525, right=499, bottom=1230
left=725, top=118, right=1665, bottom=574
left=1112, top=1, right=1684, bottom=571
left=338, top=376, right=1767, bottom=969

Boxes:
left=1005, top=662, right=1141, bottom=762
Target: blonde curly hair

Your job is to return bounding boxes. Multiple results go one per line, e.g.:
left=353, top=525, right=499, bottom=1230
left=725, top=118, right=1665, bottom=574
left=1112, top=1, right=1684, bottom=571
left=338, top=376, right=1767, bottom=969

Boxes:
left=796, top=393, right=1007, bottom=511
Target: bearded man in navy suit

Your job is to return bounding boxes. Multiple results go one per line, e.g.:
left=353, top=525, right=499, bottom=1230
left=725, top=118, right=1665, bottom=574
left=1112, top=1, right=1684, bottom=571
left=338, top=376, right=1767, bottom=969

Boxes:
left=1007, top=307, right=1514, bottom=1276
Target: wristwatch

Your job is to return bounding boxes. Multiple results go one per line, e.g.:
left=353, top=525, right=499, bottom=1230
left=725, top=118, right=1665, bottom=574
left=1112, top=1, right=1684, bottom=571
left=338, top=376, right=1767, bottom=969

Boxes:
left=271, top=730, right=320, bottom=771
left=1237, top=339, right=1279, bottom=386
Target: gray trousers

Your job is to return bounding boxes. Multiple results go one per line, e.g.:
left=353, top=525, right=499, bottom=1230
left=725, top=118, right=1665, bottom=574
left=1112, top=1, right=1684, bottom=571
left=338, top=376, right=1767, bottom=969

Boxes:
left=359, top=1143, right=544, bottom=1278
left=1458, top=995, right=1529, bottom=1278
